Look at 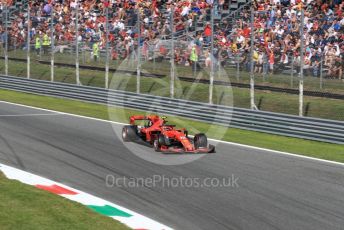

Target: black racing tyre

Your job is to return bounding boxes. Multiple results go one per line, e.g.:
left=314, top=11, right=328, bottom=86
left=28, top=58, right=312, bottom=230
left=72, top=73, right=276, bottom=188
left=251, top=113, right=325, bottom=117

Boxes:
left=158, top=134, right=166, bottom=146
left=122, top=125, right=138, bottom=142
left=194, top=133, right=207, bottom=149
left=153, top=139, right=161, bottom=152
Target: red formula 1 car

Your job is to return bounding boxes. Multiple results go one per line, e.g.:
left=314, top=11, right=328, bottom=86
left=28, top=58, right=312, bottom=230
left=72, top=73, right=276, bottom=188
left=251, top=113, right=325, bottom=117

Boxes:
left=122, top=115, right=215, bottom=153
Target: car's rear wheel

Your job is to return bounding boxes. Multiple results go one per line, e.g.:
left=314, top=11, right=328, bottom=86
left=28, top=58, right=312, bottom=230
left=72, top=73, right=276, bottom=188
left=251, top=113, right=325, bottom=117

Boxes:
left=194, top=133, right=207, bottom=149
left=122, top=125, right=138, bottom=142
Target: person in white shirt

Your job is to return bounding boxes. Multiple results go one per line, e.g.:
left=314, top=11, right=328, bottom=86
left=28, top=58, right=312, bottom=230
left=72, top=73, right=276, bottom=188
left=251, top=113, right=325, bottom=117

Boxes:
left=181, top=6, right=190, bottom=17
left=279, top=51, right=289, bottom=71
left=70, top=1, right=77, bottom=9
left=236, top=35, right=245, bottom=48
left=276, top=28, right=284, bottom=39
left=303, top=54, right=312, bottom=76
left=256, top=51, right=264, bottom=74
left=113, top=19, right=124, bottom=31
left=306, top=21, right=313, bottom=32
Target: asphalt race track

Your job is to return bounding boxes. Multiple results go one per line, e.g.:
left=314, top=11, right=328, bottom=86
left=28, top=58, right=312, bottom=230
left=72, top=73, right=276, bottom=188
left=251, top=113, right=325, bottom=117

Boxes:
left=0, top=101, right=343, bottom=230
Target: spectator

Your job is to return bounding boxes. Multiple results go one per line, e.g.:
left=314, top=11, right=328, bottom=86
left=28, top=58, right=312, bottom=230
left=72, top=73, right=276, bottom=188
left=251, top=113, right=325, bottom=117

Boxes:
left=190, top=44, right=199, bottom=73
left=269, top=49, right=275, bottom=75
left=204, top=22, right=212, bottom=44
left=279, top=51, right=289, bottom=71
left=42, top=32, right=50, bottom=54
left=93, top=41, right=99, bottom=62
left=35, top=34, right=41, bottom=55
left=256, top=50, right=264, bottom=74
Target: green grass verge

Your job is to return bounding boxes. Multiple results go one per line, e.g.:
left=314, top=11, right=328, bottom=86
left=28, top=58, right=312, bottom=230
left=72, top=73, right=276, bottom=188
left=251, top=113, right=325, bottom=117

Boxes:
left=0, top=172, right=130, bottom=230
left=0, top=88, right=343, bottom=162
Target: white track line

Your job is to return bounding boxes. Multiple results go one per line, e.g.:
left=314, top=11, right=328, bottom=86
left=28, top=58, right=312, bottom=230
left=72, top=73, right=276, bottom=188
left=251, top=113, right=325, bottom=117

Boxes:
left=0, top=100, right=343, bottom=167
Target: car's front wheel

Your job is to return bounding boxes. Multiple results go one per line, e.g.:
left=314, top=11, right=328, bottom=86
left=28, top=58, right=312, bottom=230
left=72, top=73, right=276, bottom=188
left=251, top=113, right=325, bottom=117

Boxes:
left=194, top=133, right=208, bottom=149
left=153, top=139, right=161, bottom=152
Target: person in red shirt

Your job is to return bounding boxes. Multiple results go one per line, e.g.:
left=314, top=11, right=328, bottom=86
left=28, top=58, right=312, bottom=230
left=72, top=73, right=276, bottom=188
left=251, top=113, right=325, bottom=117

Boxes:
left=204, top=22, right=212, bottom=44
left=159, top=45, right=167, bottom=56
left=242, top=26, right=251, bottom=38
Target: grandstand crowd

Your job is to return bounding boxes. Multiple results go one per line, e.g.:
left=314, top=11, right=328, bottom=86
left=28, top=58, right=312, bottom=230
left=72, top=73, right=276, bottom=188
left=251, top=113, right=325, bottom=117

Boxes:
left=0, top=0, right=343, bottom=80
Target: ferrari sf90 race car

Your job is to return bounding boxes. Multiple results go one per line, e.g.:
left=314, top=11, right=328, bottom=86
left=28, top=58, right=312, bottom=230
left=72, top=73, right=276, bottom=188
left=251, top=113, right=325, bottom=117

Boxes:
left=122, top=115, right=215, bottom=153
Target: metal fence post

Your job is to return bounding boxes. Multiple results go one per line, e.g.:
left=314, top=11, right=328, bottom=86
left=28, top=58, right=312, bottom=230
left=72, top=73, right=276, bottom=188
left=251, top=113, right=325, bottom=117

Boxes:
left=170, top=6, right=175, bottom=98
left=299, top=8, right=304, bottom=117
left=75, top=1, right=80, bottom=85
left=105, top=6, right=109, bottom=89
left=82, top=42, right=86, bottom=64
left=27, top=1, right=30, bottom=79
left=249, top=6, right=257, bottom=110
left=4, top=2, right=8, bottom=76
left=209, top=6, right=214, bottom=104
left=262, top=54, right=266, bottom=82
left=320, top=53, right=323, bottom=90
left=236, top=54, right=240, bottom=81
left=136, top=9, right=141, bottom=94
left=153, top=43, right=156, bottom=71
left=50, top=5, right=54, bottom=82
left=291, top=54, right=294, bottom=88
left=14, top=37, right=17, bottom=55
left=39, top=36, right=42, bottom=60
